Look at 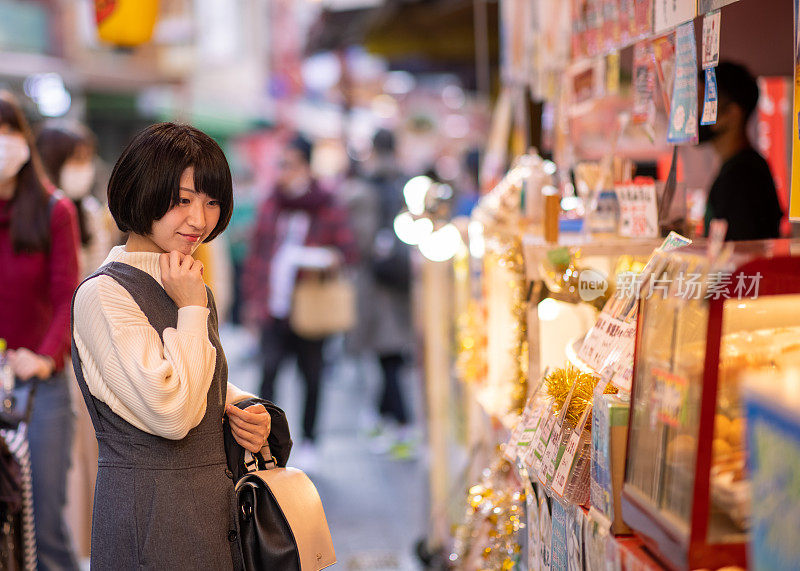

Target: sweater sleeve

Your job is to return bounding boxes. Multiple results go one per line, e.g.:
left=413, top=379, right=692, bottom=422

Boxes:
left=226, top=382, right=254, bottom=406
left=328, top=201, right=359, bottom=266
left=73, top=275, right=216, bottom=439
left=38, top=197, right=80, bottom=370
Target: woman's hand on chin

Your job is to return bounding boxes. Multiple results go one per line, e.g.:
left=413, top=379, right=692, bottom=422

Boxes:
left=159, top=250, right=207, bottom=308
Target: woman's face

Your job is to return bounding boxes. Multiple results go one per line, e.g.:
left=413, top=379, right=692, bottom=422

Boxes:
left=60, top=143, right=95, bottom=199
left=0, top=122, right=30, bottom=184
left=277, top=147, right=312, bottom=196
left=148, top=167, right=222, bottom=255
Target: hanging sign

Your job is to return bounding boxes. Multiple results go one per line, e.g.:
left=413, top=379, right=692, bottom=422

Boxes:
left=701, top=68, right=719, bottom=125
left=633, top=0, right=654, bottom=39
left=652, top=34, right=676, bottom=112
left=702, top=10, right=721, bottom=69
left=632, top=42, right=656, bottom=126
left=653, top=0, right=696, bottom=34
left=602, top=0, right=621, bottom=51
left=667, top=22, right=699, bottom=145
left=616, top=179, right=659, bottom=237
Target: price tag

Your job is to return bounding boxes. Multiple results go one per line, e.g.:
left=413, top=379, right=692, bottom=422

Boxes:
left=552, top=405, right=593, bottom=497
left=533, top=412, right=557, bottom=463
left=504, top=409, right=531, bottom=462
left=504, top=393, right=544, bottom=462
left=540, top=425, right=562, bottom=484
left=516, top=410, right=544, bottom=465
left=616, top=181, right=658, bottom=238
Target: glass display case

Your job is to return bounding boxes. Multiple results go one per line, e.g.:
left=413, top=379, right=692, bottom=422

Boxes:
left=621, top=240, right=800, bottom=570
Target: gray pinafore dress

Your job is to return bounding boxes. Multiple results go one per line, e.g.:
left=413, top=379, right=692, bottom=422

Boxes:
left=70, top=262, right=243, bottom=570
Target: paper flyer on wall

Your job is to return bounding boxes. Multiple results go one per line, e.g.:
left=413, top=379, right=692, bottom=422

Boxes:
left=702, top=10, right=721, bottom=69
left=792, top=0, right=800, bottom=220
left=667, top=22, right=699, bottom=145
left=653, top=0, right=696, bottom=34
left=631, top=41, right=656, bottom=126
left=698, top=0, right=740, bottom=15
left=602, top=0, right=621, bottom=52
left=701, top=68, right=718, bottom=125
left=652, top=34, right=676, bottom=113
left=633, top=0, right=653, bottom=39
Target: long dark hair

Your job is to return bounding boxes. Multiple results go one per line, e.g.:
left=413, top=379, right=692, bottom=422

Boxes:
left=36, top=124, right=97, bottom=246
left=0, top=91, right=53, bottom=253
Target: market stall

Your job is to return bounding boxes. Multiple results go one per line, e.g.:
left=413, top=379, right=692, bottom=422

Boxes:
left=410, top=1, right=800, bottom=569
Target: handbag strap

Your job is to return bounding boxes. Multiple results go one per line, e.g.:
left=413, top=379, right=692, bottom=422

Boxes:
left=243, top=445, right=277, bottom=473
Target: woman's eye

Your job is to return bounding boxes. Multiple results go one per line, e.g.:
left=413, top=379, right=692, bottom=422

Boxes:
left=208, top=200, right=220, bottom=207
left=180, top=198, right=191, bottom=205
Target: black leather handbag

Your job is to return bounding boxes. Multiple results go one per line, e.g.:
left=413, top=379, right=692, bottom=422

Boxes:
left=223, top=399, right=336, bottom=571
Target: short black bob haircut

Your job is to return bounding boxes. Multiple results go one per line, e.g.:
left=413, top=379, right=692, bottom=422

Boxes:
left=107, top=122, right=233, bottom=242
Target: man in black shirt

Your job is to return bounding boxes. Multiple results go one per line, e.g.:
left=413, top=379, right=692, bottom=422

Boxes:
left=700, top=62, right=783, bottom=240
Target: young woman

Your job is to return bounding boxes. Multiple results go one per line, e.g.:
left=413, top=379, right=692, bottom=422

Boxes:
left=0, top=92, right=80, bottom=570
left=37, top=123, right=113, bottom=277
left=71, top=122, right=271, bottom=569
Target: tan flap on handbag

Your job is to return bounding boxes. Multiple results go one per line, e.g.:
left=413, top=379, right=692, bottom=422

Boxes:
left=252, top=467, right=336, bottom=571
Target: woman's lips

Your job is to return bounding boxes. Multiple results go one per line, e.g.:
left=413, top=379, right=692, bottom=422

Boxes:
left=179, top=233, right=202, bottom=242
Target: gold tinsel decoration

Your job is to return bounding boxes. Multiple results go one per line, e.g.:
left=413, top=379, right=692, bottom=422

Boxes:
left=544, top=364, right=618, bottom=427
left=498, top=236, right=528, bottom=414
left=456, top=301, right=487, bottom=385
left=449, top=454, right=526, bottom=570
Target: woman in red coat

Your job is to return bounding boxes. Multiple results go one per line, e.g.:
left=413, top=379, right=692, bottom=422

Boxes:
left=0, top=92, right=80, bottom=569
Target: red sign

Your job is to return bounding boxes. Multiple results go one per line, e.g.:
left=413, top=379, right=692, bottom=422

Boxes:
left=757, top=78, right=791, bottom=236
left=94, top=0, right=116, bottom=24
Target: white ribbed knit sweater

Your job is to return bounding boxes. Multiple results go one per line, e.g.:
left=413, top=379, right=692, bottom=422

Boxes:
left=73, top=246, right=250, bottom=439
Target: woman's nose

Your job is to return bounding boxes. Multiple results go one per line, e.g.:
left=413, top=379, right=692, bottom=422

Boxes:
left=187, top=202, right=206, bottom=230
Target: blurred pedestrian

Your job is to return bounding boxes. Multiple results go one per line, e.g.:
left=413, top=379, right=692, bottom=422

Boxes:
left=699, top=62, right=783, bottom=240
left=37, top=123, right=113, bottom=277
left=36, top=122, right=112, bottom=560
left=72, top=122, right=271, bottom=569
left=360, top=129, right=416, bottom=458
left=339, top=158, right=379, bottom=360
left=0, top=91, right=80, bottom=570
left=243, top=134, right=357, bottom=469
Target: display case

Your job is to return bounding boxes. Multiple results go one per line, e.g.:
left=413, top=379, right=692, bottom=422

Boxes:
left=621, top=240, right=800, bottom=570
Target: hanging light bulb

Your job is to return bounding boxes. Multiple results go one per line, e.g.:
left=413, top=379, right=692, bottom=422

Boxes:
left=419, top=223, right=464, bottom=262
left=403, top=176, right=433, bottom=216
left=467, top=220, right=485, bottom=258
left=394, top=212, right=433, bottom=246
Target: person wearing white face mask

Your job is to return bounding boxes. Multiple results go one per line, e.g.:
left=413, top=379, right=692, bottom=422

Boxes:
left=0, top=92, right=81, bottom=570
left=37, top=124, right=114, bottom=279
left=36, top=124, right=115, bottom=561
